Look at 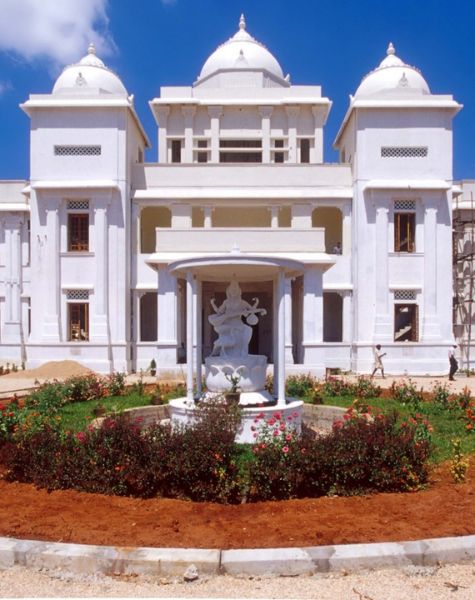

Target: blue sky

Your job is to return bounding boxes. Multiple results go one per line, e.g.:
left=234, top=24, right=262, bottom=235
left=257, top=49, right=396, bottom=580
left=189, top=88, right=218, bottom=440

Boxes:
left=0, top=0, right=473, bottom=180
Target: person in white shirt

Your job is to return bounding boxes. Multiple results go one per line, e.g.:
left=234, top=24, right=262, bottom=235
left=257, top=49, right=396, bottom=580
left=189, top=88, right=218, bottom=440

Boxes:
left=448, top=345, right=458, bottom=381
left=371, top=344, right=386, bottom=378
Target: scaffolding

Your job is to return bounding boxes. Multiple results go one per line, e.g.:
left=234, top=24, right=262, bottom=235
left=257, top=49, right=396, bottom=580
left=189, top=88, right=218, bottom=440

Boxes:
left=453, top=190, right=475, bottom=371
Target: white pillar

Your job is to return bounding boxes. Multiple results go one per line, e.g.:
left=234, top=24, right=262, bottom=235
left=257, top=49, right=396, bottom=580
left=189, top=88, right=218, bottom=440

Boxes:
left=171, top=203, right=192, bottom=228
left=155, top=107, right=170, bottom=163
left=374, top=201, right=391, bottom=341
left=272, top=278, right=279, bottom=399
left=42, top=200, right=60, bottom=340
left=208, top=106, right=222, bottom=163
left=286, top=106, right=299, bottom=163
left=311, top=106, right=323, bottom=163
left=91, top=201, right=109, bottom=341
left=341, top=202, right=352, bottom=255
left=291, top=203, right=312, bottom=229
left=422, top=199, right=441, bottom=339
left=270, top=206, right=279, bottom=228
left=2, top=214, right=23, bottom=342
left=195, top=279, right=202, bottom=397
left=302, top=267, right=323, bottom=345
left=284, top=277, right=294, bottom=363
left=259, top=106, right=273, bottom=163
left=204, top=206, right=213, bottom=228
left=182, top=106, right=196, bottom=163
left=131, top=203, right=141, bottom=253
left=157, top=269, right=178, bottom=365
left=341, top=290, right=352, bottom=343
left=186, top=271, right=194, bottom=401
left=135, top=291, right=145, bottom=342
left=277, top=269, right=286, bottom=406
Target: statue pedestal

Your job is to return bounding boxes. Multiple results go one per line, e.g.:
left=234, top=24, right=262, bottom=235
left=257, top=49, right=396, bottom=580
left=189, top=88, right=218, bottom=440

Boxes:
left=205, top=355, right=267, bottom=393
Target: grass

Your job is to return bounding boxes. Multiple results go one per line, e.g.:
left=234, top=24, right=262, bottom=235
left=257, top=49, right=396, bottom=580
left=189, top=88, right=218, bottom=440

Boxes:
left=55, top=388, right=475, bottom=464
left=318, top=394, right=475, bottom=463
left=58, top=393, right=152, bottom=432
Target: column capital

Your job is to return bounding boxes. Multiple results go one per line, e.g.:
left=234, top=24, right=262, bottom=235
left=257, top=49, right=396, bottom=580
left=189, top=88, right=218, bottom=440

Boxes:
left=285, top=105, right=300, bottom=119
left=155, top=106, right=170, bottom=124
left=259, top=105, right=273, bottom=118
left=182, top=105, right=196, bottom=118
left=208, top=105, right=223, bottom=118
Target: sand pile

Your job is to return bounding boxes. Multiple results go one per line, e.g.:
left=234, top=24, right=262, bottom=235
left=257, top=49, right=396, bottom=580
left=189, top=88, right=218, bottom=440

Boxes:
left=3, top=360, right=92, bottom=380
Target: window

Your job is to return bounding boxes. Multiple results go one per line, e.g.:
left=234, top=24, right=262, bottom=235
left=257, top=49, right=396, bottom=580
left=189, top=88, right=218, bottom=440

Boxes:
left=273, top=139, right=284, bottom=163
left=68, top=302, right=89, bottom=341
left=381, top=146, right=428, bottom=158
left=219, top=139, right=262, bottom=163
left=68, top=213, right=89, bottom=251
left=137, top=147, right=144, bottom=163
left=55, top=145, right=101, bottom=156
left=171, top=140, right=182, bottom=163
left=394, top=303, right=418, bottom=342
left=197, top=139, right=208, bottom=163
left=395, top=212, right=415, bottom=252
left=300, top=138, right=310, bottom=163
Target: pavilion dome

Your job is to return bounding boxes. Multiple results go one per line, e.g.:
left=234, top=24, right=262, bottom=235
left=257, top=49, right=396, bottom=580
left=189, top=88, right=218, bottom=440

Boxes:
left=354, top=43, right=430, bottom=98
left=196, top=15, right=286, bottom=85
left=52, top=43, right=127, bottom=95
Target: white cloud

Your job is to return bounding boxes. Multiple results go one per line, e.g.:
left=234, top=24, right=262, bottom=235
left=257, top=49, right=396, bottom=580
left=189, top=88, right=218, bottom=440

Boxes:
left=0, top=81, right=12, bottom=96
left=0, top=0, right=114, bottom=66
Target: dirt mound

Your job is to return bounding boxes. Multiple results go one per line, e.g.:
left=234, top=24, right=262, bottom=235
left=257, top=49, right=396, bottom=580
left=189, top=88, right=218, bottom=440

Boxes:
left=3, top=360, right=92, bottom=381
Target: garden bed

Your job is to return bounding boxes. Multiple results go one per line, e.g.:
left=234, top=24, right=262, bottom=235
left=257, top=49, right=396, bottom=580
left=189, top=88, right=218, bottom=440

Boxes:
left=0, top=459, right=473, bottom=549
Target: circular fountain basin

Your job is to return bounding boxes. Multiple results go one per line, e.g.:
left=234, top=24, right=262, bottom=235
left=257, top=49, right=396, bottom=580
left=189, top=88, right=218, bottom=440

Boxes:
left=169, top=397, right=303, bottom=444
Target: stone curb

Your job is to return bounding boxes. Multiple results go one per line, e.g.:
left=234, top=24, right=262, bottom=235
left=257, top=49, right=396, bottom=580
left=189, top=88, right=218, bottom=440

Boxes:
left=0, top=535, right=474, bottom=577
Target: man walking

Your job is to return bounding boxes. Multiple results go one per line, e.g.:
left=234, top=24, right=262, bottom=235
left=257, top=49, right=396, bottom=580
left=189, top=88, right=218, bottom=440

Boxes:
left=448, top=345, right=458, bottom=381
left=372, top=344, right=386, bottom=378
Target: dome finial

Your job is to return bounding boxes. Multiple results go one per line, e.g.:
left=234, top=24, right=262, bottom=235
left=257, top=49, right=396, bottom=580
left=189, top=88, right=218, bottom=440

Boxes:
left=88, top=42, right=96, bottom=55
left=239, top=14, right=246, bottom=30
left=387, top=42, right=395, bottom=56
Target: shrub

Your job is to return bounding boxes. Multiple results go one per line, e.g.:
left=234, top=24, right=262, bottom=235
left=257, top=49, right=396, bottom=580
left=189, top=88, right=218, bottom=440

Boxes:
left=353, top=376, right=382, bottom=399
left=455, top=387, right=472, bottom=411
left=450, top=438, right=469, bottom=483
left=105, top=372, right=126, bottom=397
left=431, top=382, right=452, bottom=411
left=390, top=379, right=424, bottom=410
left=62, top=373, right=106, bottom=404
left=285, top=374, right=317, bottom=398
left=25, top=381, right=65, bottom=414
left=321, top=376, right=353, bottom=397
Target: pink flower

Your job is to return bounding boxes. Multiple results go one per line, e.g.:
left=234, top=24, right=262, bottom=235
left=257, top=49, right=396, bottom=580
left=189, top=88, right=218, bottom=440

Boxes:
left=282, top=446, right=289, bottom=453
left=273, top=412, right=282, bottom=420
left=292, top=411, right=299, bottom=417
left=253, top=432, right=258, bottom=438
left=76, top=431, right=86, bottom=443
left=268, top=418, right=276, bottom=426
left=273, top=430, right=279, bottom=436
left=285, top=434, right=292, bottom=441
left=251, top=425, right=256, bottom=431
left=287, top=416, right=293, bottom=421
left=279, top=423, right=286, bottom=431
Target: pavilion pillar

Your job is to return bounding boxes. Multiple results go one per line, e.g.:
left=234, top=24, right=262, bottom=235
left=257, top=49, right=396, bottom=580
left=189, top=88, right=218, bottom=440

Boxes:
left=277, top=269, right=286, bottom=406
left=186, top=271, right=194, bottom=401
left=284, top=277, right=294, bottom=363
left=195, top=278, right=202, bottom=397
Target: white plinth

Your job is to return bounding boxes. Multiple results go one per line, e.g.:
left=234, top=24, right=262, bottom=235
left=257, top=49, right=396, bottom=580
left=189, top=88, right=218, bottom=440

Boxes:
left=169, top=397, right=303, bottom=444
left=205, top=355, right=267, bottom=393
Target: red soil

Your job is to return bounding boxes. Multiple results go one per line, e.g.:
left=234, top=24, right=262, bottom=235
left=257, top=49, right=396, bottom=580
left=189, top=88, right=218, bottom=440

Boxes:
left=0, top=461, right=473, bottom=549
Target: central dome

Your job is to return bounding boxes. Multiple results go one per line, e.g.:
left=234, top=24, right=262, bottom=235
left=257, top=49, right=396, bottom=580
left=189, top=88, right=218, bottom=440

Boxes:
left=196, top=15, right=286, bottom=86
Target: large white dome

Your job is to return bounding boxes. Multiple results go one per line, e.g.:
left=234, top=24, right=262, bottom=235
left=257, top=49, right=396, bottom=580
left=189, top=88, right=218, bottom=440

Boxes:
left=52, top=44, right=127, bottom=95
left=196, top=15, right=285, bottom=84
left=355, top=43, right=430, bottom=98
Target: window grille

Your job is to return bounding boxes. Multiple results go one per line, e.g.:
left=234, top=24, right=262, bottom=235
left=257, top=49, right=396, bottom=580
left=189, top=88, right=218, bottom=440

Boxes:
left=381, top=146, right=428, bottom=158
left=54, top=145, right=101, bottom=156
left=68, top=213, right=89, bottom=251
left=394, top=200, right=416, bottom=211
left=66, top=289, right=89, bottom=301
left=394, top=290, right=416, bottom=301
left=67, top=200, right=89, bottom=211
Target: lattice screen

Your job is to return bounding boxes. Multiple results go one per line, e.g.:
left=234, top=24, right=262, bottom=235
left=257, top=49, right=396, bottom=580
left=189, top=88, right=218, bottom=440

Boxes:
left=54, top=145, right=101, bottom=156
left=394, top=289, right=417, bottom=301
left=381, top=146, right=428, bottom=158
left=67, top=200, right=89, bottom=211
left=66, top=289, right=89, bottom=301
left=394, top=200, right=416, bottom=211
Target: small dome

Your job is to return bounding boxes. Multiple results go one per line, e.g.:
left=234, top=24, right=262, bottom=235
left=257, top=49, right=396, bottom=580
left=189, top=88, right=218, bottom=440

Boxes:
left=197, top=15, right=285, bottom=84
left=355, top=43, right=430, bottom=98
left=52, top=43, right=127, bottom=95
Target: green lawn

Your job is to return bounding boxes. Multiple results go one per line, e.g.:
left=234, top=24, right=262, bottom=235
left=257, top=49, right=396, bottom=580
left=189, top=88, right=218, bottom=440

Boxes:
left=56, top=390, right=474, bottom=464
left=318, top=394, right=475, bottom=463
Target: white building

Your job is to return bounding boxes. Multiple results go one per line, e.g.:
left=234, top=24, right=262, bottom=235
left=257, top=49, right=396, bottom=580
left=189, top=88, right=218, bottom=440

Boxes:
left=0, top=17, right=465, bottom=375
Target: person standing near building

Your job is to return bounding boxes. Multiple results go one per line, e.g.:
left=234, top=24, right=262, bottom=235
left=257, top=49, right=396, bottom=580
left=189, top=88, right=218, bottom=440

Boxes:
left=448, top=345, right=458, bottom=381
left=371, top=344, right=386, bottom=378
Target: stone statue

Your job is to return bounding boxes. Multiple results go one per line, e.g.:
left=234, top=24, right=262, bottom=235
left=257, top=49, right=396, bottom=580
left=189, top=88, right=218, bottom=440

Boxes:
left=209, top=281, right=266, bottom=358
